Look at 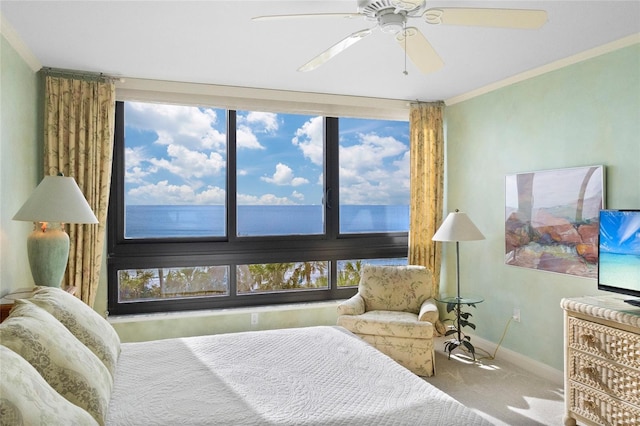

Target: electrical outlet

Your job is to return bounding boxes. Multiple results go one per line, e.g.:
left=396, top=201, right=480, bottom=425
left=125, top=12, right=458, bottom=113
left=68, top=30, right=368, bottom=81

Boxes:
left=512, top=308, right=521, bottom=323
left=251, top=312, right=259, bottom=325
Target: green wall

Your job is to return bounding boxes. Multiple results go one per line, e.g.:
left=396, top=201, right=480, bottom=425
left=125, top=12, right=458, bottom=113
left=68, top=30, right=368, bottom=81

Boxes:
left=0, top=35, right=41, bottom=296
left=443, top=44, right=640, bottom=370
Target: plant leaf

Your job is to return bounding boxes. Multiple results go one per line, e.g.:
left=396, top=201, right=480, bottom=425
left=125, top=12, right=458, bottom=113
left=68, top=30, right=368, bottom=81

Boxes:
left=445, top=329, right=457, bottom=336
left=462, top=340, right=475, bottom=354
left=445, top=341, right=460, bottom=352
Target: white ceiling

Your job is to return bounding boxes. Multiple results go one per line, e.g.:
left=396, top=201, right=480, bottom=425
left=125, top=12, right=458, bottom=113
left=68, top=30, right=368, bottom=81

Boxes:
left=2, top=1, right=639, bottom=102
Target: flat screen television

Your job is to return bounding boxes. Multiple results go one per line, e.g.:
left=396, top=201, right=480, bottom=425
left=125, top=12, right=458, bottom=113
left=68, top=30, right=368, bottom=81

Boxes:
left=597, top=209, right=640, bottom=307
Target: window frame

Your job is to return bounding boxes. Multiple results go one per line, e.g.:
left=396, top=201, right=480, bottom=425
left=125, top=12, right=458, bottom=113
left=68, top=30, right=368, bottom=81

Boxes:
left=107, top=101, right=409, bottom=315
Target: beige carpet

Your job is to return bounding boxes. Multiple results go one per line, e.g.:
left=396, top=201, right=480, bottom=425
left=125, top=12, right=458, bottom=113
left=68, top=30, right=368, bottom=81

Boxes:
left=425, top=337, right=565, bottom=425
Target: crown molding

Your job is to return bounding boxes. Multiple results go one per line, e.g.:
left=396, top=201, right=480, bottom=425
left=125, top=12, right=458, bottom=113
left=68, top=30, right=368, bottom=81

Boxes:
left=446, top=33, right=640, bottom=106
left=1, top=13, right=41, bottom=72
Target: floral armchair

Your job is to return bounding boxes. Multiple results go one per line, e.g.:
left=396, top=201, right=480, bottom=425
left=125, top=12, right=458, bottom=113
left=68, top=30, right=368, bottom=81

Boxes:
left=337, top=265, right=438, bottom=377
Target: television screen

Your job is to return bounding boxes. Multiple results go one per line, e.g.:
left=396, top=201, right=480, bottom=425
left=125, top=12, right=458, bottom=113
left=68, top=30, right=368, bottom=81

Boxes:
left=598, top=209, right=640, bottom=306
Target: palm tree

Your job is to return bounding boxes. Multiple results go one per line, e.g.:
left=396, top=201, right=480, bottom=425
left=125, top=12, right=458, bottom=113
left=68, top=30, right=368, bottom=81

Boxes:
left=338, top=260, right=363, bottom=287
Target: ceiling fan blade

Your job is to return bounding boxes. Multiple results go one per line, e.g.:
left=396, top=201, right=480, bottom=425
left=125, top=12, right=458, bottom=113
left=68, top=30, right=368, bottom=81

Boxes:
left=424, top=8, right=547, bottom=29
left=396, top=27, right=444, bottom=74
left=252, top=13, right=362, bottom=21
left=298, top=28, right=372, bottom=72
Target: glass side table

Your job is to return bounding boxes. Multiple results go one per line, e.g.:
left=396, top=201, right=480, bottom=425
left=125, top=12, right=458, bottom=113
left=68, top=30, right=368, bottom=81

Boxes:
left=435, top=295, right=484, bottom=360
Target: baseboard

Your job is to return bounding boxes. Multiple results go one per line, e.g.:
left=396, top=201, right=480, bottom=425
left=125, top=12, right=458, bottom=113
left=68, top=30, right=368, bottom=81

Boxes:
left=470, top=335, right=564, bottom=386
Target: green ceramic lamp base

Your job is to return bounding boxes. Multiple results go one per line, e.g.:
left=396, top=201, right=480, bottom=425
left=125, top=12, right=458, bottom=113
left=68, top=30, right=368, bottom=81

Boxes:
left=26, top=223, right=69, bottom=287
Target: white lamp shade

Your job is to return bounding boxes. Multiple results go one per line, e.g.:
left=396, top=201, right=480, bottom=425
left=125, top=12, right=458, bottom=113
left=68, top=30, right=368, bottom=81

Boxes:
left=432, top=211, right=485, bottom=242
left=13, top=176, right=98, bottom=224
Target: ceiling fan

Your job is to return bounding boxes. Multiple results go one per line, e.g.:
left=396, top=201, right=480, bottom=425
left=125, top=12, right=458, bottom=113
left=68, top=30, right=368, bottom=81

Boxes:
left=253, top=0, right=547, bottom=74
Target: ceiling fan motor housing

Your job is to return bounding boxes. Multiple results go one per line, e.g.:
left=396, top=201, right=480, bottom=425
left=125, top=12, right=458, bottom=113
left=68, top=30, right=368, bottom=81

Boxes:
left=358, top=0, right=425, bottom=18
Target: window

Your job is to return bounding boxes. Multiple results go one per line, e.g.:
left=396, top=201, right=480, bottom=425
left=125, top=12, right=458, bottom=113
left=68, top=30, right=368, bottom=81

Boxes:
left=108, top=101, right=409, bottom=315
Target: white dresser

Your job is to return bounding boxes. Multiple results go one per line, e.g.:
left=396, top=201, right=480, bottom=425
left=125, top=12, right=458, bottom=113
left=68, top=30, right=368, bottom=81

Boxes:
left=561, top=296, right=640, bottom=425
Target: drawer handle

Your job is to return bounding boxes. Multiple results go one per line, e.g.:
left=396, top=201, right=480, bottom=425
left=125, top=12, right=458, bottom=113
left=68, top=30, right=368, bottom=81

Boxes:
left=583, top=398, right=597, bottom=412
left=582, top=398, right=609, bottom=426
left=580, top=366, right=597, bottom=379
left=581, top=333, right=596, bottom=345
left=579, top=365, right=608, bottom=390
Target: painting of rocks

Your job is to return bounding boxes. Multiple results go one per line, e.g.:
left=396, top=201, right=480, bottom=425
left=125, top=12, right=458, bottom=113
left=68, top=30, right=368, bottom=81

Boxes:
left=505, top=166, right=604, bottom=278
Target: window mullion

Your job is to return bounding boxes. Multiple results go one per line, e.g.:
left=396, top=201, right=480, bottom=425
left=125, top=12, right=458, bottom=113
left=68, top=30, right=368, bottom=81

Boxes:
left=325, top=117, right=339, bottom=240
left=227, top=110, right=237, bottom=242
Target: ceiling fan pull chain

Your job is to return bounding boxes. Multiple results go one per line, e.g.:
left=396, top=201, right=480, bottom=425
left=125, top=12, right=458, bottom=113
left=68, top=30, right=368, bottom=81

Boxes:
left=403, top=23, right=408, bottom=75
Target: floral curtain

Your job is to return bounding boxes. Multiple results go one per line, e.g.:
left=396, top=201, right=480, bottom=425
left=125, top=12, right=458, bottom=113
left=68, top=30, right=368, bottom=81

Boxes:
left=408, top=102, right=444, bottom=302
left=43, top=72, right=116, bottom=307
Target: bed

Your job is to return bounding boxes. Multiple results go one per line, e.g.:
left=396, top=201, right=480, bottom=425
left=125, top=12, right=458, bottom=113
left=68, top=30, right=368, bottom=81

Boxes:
left=0, top=287, right=491, bottom=425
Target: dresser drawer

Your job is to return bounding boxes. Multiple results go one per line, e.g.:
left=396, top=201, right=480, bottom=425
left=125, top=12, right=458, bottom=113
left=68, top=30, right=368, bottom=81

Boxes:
left=569, top=349, right=640, bottom=406
left=569, top=380, right=640, bottom=425
left=568, top=316, right=640, bottom=370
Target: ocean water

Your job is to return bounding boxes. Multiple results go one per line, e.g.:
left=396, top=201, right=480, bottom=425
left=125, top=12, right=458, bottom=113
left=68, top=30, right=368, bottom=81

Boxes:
left=125, top=205, right=409, bottom=238
left=599, top=252, right=640, bottom=291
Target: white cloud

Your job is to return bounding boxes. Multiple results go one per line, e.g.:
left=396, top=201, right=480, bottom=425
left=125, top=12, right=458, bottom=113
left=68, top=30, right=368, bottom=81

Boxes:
left=149, top=144, right=225, bottom=179
left=338, top=132, right=409, bottom=205
left=128, top=180, right=197, bottom=205
left=125, top=147, right=156, bottom=183
left=340, top=133, right=406, bottom=173
left=292, top=190, right=304, bottom=201
left=241, top=111, right=279, bottom=133
left=194, top=186, right=226, bottom=204
left=127, top=181, right=226, bottom=205
left=126, top=102, right=225, bottom=151
left=237, top=193, right=294, bottom=205
left=292, top=116, right=323, bottom=165
left=126, top=166, right=153, bottom=184
left=237, top=125, right=266, bottom=150
left=261, top=163, right=309, bottom=186
left=125, top=146, right=146, bottom=168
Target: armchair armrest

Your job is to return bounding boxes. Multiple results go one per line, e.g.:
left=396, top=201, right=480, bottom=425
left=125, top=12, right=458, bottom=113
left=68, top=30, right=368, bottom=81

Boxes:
left=337, top=294, right=365, bottom=316
left=418, top=298, right=439, bottom=324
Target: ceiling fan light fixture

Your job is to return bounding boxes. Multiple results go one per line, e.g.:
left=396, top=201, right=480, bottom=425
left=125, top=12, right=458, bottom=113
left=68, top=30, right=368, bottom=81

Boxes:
left=377, top=8, right=407, bottom=34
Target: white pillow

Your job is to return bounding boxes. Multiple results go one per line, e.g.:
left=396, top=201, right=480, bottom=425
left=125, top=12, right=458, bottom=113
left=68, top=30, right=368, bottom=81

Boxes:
left=29, top=285, right=121, bottom=377
left=0, top=345, right=98, bottom=426
left=0, top=300, right=112, bottom=425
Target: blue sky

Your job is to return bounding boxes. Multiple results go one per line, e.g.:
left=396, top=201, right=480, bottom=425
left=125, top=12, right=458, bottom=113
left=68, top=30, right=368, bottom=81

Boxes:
left=600, top=210, right=640, bottom=255
left=123, top=101, right=409, bottom=206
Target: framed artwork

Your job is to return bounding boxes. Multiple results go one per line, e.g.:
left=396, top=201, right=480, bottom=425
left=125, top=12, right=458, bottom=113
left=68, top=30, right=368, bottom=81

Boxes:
left=505, top=165, right=605, bottom=278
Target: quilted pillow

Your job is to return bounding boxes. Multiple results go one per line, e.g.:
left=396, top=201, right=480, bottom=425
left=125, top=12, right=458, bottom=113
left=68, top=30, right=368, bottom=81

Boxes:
left=29, top=285, right=121, bottom=377
left=0, top=345, right=98, bottom=426
left=358, top=265, right=433, bottom=313
left=0, top=300, right=112, bottom=425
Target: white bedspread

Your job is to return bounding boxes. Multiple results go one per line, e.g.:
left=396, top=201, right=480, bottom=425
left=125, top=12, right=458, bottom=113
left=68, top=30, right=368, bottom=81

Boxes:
left=107, top=326, right=491, bottom=425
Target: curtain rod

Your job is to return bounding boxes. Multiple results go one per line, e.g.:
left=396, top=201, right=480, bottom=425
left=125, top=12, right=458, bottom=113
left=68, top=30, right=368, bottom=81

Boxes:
left=41, top=67, right=122, bottom=83
left=409, top=100, right=445, bottom=107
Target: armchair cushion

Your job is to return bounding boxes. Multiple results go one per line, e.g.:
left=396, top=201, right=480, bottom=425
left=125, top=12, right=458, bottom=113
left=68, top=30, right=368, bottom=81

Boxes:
left=337, top=311, right=433, bottom=339
left=358, top=265, right=433, bottom=314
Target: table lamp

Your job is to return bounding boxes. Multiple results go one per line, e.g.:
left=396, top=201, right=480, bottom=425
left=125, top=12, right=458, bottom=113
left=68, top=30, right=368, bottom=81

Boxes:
left=12, top=175, right=98, bottom=287
left=432, top=209, right=485, bottom=300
